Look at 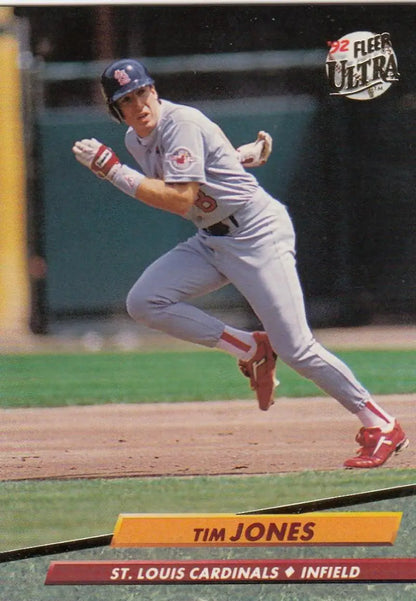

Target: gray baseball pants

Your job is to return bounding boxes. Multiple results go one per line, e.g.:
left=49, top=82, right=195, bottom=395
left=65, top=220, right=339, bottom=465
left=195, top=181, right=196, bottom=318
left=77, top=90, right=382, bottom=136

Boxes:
left=126, top=195, right=370, bottom=413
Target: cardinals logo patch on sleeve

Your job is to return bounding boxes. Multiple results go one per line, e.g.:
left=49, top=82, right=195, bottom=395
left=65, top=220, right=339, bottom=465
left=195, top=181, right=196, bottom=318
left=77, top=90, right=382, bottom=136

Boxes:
left=166, top=147, right=197, bottom=171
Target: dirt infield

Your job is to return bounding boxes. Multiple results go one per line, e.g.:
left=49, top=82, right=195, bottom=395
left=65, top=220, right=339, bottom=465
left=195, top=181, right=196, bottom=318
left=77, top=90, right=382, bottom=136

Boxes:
left=1, top=395, right=414, bottom=481
left=1, top=325, right=415, bottom=481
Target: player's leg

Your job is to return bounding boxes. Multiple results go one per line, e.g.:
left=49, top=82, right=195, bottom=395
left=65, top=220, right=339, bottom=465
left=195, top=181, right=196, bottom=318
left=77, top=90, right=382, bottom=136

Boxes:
left=127, top=233, right=278, bottom=376
left=126, top=235, right=227, bottom=345
left=126, top=235, right=259, bottom=356
left=211, top=206, right=366, bottom=411
left=216, top=203, right=408, bottom=466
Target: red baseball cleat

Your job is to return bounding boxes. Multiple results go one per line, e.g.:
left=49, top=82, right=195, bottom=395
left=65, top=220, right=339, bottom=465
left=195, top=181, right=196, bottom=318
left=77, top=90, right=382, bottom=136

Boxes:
left=344, top=420, right=409, bottom=468
left=238, top=331, right=278, bottom=411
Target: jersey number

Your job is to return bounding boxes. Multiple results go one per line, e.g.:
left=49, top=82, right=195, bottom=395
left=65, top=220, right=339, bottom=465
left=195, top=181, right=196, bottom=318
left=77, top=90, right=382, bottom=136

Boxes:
left=194, top=190, right=218, bottom=213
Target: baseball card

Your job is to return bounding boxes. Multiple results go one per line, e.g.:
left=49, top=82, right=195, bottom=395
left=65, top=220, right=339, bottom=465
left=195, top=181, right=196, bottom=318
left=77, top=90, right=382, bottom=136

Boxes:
left=0, top=1, right=415, bottom=600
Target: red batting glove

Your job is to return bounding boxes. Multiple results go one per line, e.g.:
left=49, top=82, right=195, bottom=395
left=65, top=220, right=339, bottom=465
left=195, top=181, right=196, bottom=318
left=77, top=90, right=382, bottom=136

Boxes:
left=72, top=138, right=121, bottom=180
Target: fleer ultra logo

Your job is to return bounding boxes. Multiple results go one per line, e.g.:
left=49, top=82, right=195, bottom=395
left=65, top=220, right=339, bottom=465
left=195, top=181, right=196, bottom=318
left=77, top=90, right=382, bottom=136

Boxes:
left=326, top=31, right=399, bottom=100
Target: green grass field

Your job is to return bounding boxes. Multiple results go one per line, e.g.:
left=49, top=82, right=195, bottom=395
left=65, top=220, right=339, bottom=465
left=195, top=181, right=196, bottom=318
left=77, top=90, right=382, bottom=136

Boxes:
left=0, top=468, right=415, bottom=552
left=1, top=349, right=415, bottom=407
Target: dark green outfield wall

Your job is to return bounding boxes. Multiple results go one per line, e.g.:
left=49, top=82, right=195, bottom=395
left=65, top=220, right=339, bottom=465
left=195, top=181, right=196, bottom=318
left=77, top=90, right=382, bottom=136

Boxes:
left=37, top=97, right=416, bottom=325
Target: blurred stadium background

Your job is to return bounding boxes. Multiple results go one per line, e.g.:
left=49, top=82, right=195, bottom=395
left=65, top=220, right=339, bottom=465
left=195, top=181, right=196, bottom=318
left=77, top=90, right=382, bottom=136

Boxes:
left=1, top=4, right=415, bottom=347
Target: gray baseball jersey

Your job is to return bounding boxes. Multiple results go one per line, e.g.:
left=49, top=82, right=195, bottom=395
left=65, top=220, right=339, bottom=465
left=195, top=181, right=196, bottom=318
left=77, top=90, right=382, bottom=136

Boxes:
left=125, top=99, right=269, bottom=228
left=125, top=98, right=371, bottom=414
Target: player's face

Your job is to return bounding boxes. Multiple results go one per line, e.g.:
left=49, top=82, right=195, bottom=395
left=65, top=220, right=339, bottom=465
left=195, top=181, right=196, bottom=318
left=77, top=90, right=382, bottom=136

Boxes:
left=117, top=85, right=160, bottom=137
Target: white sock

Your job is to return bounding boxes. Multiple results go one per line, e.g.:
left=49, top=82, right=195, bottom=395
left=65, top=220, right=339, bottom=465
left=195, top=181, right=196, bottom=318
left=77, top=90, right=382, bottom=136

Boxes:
left=357, top=399, right=395, bottom=432
left=216, top=326, right=256, bottom=360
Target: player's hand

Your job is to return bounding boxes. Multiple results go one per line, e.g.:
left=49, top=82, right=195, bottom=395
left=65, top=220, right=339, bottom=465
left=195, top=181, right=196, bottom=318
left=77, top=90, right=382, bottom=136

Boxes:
left=72, top=138, right=121, bottom=180
left=236, top=131, right=273, bottom=167
left=256, top=130, right=273, bottom=164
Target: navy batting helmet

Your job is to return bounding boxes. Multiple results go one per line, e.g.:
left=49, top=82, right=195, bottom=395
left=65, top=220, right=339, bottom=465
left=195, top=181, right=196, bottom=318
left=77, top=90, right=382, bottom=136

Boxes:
left=100, top=58, right=155, bottom=122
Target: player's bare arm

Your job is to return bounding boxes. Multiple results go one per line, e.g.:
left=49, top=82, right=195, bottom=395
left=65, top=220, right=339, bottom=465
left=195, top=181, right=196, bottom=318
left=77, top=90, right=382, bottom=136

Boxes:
left=72, top=126, right=272, bottom=215
left=72, top=138, right=197, bottom=216
left=135, top=179, right=198, bottom=216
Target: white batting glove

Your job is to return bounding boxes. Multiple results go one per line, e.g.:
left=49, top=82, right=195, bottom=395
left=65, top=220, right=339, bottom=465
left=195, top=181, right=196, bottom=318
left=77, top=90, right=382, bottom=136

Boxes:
left=72, top=138, right=145, bottom=198
left=236, top=130, right=273, bottom=167
left=72, top=138, right=121, bottom=180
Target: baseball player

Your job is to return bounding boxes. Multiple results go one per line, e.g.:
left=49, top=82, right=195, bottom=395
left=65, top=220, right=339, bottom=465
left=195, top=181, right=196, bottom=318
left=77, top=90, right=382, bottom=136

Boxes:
left=73, top=58, right=408, bottom=468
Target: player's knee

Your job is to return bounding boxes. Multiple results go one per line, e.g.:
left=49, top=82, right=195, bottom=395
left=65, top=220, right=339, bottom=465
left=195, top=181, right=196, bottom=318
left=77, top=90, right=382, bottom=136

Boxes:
left=126, top=287, right=167, bottom=326
left=126, top=288, right=152, bottom=324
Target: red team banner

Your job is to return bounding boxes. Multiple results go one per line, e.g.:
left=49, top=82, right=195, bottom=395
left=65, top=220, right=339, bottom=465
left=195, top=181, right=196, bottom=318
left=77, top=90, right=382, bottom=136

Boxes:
left=45, top=558, right=416, bottom=585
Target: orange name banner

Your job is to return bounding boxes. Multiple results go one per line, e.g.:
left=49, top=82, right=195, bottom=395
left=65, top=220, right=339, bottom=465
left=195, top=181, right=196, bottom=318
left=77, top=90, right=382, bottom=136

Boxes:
left=111, top=512, right=401, bottom=547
